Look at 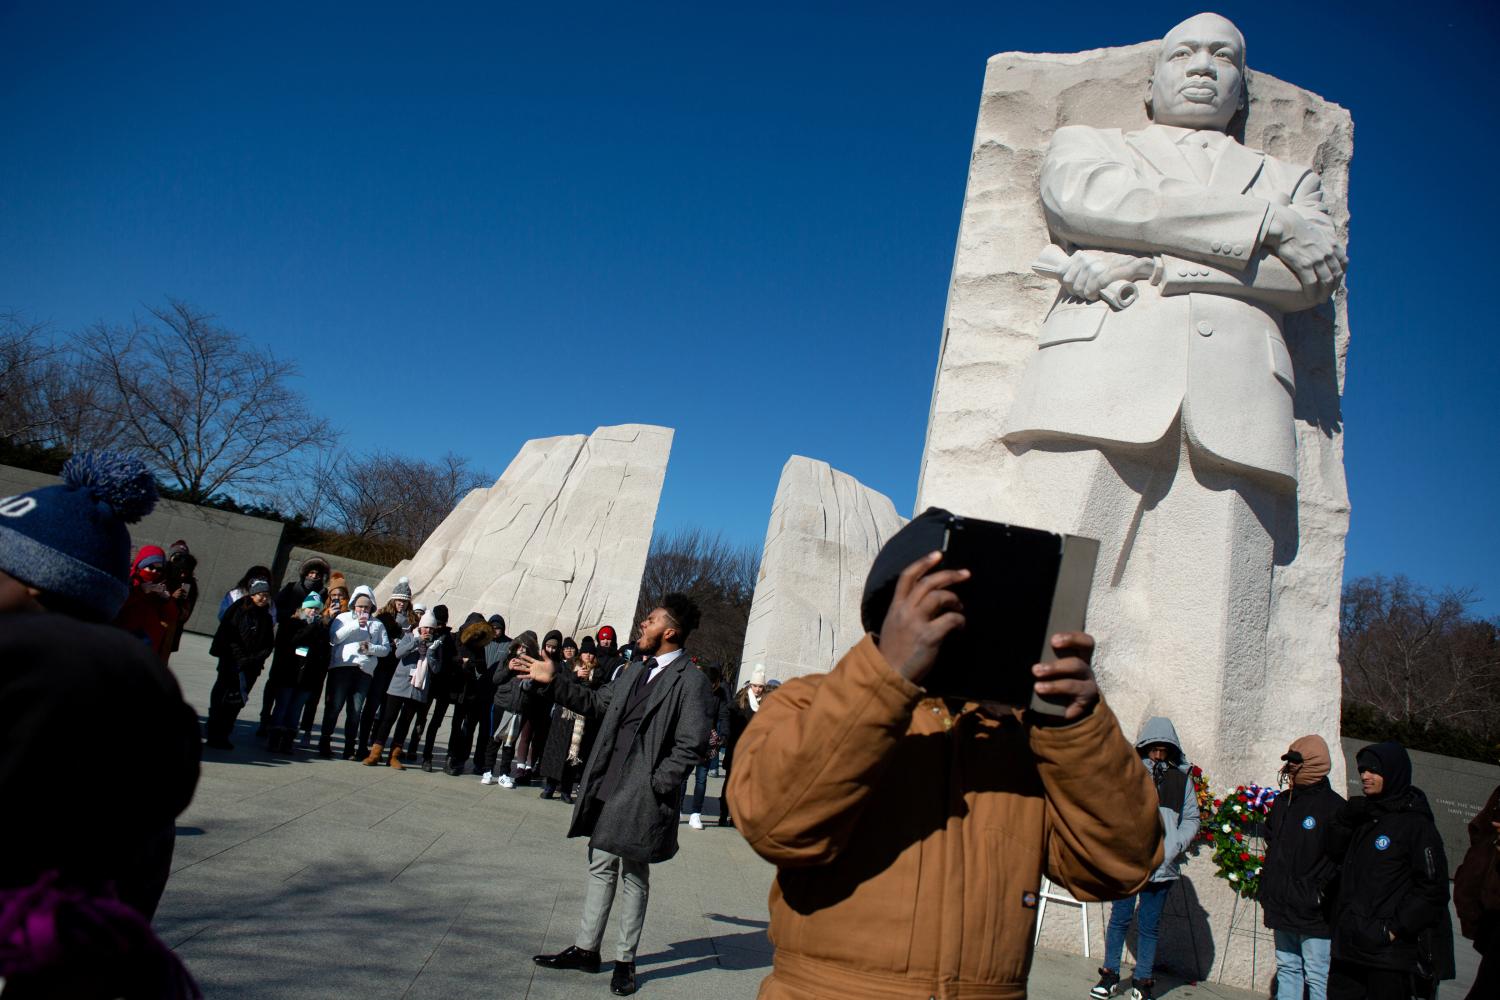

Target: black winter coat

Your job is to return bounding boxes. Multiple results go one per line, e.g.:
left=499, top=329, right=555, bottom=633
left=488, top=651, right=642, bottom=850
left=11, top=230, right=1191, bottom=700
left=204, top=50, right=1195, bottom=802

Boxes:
left=267, top=609, right=331, bottom=692
left=1260, top=777, right=1345, bottom=935
left=0, top=614, right=201, bottom=918
left=370, top=612, right=409, bottom=699
left=274, top=579, right=325, bottom=625
left=425, top=628, right=460, bottom=701
left=210, top=598, right=275, bottom=679
left=1328, top=786, right=1453, bottom=977
left=723, top=696, right=757, bottom=774
left=453, top=616, right=495, bottom=703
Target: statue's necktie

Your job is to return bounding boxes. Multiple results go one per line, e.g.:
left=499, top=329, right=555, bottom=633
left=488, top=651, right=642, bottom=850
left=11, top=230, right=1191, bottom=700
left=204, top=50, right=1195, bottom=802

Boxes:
left=1180, top=132, right=1216, bottom=185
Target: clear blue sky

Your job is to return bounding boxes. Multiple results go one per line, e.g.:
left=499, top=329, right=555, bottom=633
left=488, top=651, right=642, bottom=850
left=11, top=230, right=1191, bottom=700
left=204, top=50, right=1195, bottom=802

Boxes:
left=3, top=1, right=1497, bottom=612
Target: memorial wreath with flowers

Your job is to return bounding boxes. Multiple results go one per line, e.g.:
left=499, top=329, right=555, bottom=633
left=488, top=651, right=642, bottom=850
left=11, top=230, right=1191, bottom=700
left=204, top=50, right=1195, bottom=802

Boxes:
left=1192, top=770, right=1278, bottom=899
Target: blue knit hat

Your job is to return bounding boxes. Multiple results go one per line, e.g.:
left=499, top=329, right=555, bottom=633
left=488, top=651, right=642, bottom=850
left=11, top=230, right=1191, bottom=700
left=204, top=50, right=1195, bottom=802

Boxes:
left=0, top=453, right=159, bottom=621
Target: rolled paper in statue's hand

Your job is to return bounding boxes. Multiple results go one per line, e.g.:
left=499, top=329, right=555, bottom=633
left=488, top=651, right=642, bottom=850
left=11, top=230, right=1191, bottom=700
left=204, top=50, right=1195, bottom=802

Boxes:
left=1101, top=279, right=1137, bottom=310
left=1031, top=243, right=1072, bottom=278
left=1031, top=244, right=1137, bottom=311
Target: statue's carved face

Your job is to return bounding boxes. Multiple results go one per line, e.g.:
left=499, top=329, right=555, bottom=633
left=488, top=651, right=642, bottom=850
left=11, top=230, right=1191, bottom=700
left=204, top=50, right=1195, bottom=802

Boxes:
left=1149, top=13, right=1245, bottom=132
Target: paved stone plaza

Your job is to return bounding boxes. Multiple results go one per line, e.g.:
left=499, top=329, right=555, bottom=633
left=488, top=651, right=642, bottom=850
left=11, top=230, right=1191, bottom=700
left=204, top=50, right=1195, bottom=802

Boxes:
left=159, top=633, right=1269, bottom=999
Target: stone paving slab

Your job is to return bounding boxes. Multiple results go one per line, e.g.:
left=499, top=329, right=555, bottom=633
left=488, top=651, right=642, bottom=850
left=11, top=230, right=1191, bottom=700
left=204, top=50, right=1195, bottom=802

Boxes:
left=159, top=633, right=1268, bottom=999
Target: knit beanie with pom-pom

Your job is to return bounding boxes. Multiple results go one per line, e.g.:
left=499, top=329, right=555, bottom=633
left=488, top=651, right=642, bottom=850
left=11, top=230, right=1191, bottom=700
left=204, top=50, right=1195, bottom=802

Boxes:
left=0, top=453, right=159, bottom=621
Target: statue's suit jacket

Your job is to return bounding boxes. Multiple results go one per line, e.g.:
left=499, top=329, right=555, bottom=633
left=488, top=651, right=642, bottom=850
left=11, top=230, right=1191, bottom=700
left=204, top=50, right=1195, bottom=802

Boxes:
left=1002, top=123, right=1339, bottom=492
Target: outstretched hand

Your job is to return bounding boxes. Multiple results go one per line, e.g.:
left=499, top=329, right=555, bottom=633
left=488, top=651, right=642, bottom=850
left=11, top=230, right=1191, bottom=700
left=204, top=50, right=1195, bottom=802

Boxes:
left=1031, top=632, right=1099, bottom=722
left=875, top=551, right=969, bottom=685
left=512, top=652, right=555, bottom=684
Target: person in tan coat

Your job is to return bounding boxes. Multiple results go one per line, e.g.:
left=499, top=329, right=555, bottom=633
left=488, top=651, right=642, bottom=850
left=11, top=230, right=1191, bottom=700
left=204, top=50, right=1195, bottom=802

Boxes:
left=727, top=512, right=1164, bottom=1000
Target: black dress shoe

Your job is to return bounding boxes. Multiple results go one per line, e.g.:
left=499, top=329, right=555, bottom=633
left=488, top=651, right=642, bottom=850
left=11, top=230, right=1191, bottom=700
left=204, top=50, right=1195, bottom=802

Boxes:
left=533, top=945, right=601, bottom=973
left=610, top=961, right=637, bottom=995
left=204, top=737, right=234, bottom=750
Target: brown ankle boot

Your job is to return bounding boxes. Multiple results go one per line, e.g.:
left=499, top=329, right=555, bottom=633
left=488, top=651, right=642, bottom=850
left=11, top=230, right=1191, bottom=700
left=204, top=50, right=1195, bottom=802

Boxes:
left=389, top=747, right=406, bottom=770
left=361, top=742, right=384, bottom=766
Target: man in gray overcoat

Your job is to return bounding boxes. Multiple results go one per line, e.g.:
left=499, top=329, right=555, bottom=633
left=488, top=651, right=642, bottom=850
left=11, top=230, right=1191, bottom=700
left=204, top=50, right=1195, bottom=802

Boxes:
left=522, top=593, right=710, bottom=997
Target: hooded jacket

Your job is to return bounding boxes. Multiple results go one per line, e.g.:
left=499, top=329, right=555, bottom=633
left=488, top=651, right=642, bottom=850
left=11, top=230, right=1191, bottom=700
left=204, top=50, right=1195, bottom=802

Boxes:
left=492, top=631, right=534, bottom=716
left=114, top=546, right=182, bottom=662
left=725, top=636, right=1162, bottom=1000
left=455, top=615, right=496, bottom=703
left=1328, top=741, right=1454, bottom=980
left=1134, top=716, right=1200, bottom=883
left=210, top=594, right=275, bottom=678
left=1260, top=774, right=1345, bottom=936
left=274, top=556, right=329, bottom=623
left=328, top=585, right=391, bottom=673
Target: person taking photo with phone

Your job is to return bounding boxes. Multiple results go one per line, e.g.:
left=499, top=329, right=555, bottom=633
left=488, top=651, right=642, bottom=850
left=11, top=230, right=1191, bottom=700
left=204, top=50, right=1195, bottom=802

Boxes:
left=319, top=585, right=389, bottom=759
left=725, top=510, right=1163, bottom=1000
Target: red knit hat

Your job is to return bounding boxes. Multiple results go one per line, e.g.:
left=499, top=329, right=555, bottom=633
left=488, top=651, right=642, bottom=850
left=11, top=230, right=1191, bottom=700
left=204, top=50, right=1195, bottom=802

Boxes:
left=597, top=626, right=616, bottom=644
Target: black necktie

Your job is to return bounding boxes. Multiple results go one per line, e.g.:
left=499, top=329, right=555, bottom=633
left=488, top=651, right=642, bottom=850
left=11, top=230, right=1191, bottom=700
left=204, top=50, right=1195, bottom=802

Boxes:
left=642, top=657, right=659, bottom=681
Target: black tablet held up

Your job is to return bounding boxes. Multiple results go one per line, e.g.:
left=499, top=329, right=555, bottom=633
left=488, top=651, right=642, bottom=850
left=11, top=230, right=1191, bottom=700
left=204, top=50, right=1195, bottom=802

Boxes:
left=921, top=513, right=1100, bottom=716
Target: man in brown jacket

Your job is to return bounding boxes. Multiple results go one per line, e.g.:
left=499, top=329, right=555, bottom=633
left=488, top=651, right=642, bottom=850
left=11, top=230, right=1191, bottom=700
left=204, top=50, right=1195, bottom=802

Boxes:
left=727, top=514, right=1164, bottom=1000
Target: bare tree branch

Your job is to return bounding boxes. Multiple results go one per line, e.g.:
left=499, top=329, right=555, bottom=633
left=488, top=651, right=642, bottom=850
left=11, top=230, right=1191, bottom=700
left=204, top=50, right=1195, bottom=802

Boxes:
left=634, top=526, right=760, bottom=673
left=71, top=299, right=335, bottom=503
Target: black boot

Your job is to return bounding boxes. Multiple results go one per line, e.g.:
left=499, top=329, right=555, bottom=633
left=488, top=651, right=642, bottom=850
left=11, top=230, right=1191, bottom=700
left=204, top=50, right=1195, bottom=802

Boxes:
left=317, top=736, right=333, bottom=759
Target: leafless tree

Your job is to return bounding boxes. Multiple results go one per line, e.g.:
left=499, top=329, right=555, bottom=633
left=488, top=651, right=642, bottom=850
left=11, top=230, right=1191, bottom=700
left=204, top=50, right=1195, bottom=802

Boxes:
left=0, top=313, right=63, bottom=448
left=73, top=299, right=333, bottom=503
left=1341, top=574, right=1500, bottom=740
left=634, top=526, right=761, bottom=674
left=307, top=449, right=491, bottom=553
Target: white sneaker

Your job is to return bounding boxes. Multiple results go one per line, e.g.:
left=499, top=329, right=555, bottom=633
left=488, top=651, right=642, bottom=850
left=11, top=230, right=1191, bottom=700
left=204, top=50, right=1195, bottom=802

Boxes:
left=498, top=774, right=515, bottom=788
left=689, top=813, right=704, bottom=830
left=480, top=771, right=495, bottom=785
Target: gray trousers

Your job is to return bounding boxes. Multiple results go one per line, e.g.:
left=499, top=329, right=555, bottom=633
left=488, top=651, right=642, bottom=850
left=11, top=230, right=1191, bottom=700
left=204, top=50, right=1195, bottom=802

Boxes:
left=575, top=845, right=651, bottom=962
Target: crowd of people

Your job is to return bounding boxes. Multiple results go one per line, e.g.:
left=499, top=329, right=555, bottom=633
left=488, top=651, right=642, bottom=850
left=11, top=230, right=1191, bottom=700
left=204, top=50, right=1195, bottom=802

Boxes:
left=1, top=454, right=1497, bottom=1000
left=176, top=557, right=777, bottom=834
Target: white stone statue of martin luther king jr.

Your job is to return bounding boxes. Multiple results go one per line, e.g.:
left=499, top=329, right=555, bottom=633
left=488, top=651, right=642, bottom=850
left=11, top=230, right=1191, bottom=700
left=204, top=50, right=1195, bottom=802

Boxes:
left=995, top=14, right=1349, bottom=750
left=1004, top=11, right=1346, bottom=494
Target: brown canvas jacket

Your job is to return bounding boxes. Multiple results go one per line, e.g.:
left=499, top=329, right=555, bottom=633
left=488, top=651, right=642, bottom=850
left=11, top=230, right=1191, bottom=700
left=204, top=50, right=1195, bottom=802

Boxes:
left=727, top=635, right=1163, bottom=1000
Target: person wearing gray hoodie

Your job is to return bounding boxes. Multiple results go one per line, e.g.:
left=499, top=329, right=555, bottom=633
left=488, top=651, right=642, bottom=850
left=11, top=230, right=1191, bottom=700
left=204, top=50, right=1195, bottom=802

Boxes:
left=1092, top=717, right=1200, bottom=1000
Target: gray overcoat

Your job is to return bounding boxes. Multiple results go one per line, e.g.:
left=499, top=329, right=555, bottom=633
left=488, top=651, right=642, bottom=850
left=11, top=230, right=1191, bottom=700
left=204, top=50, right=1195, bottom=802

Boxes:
left=528, top=653, right=710, bottom=864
